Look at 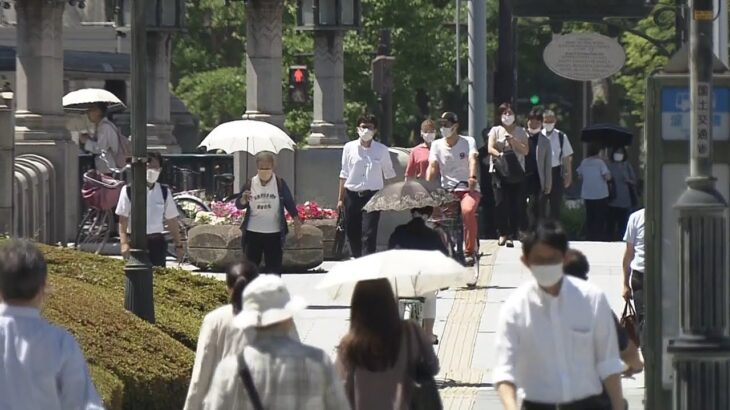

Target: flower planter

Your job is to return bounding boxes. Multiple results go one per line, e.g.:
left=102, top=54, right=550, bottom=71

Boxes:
left=187, top=224, right=324, bottom=272
left=304, top=219, right=350, bottom=260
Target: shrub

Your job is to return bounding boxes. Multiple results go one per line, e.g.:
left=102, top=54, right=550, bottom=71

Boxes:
left=43, top=276, right=195, bottom=410
left=89, top=364, right=124, bottom=410
left=560, top=201, right=586, bottom=240
left=40, top=245, right=228, bottom=349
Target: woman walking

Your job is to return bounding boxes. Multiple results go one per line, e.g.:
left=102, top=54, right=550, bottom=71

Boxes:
left=405, top=119, right=439, bottom=181
left=184, top=261, right=259, bottom=410
left=336, top=279, right=440, bottom=410
left=606, top=147, right=637, bottom=240
left=577, top=144, right=612, bottom=241
left=487, top=103, right=530, bottom=247
left=235, top=151, right=302, bottom=274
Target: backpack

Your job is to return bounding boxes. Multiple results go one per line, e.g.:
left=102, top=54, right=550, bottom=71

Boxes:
left=105, top=119, right=131, bottom=169
left=558, top=131, right=565, bottom=164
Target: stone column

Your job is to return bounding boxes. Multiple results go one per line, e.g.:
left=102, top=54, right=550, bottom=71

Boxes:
left=146, top=31, right=180, bottom=153
left=0, top=99, right=12, bottom=236
left=14, top=0, right=77, bottom=243
left=308, top=31, right=347, bottom=145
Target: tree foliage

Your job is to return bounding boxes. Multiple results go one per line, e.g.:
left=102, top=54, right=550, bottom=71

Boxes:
left=176, top=66, right=246, bottom=133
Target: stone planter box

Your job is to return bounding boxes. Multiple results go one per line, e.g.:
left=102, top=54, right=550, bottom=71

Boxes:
left=187, top=224, right=324, bottom=272
left=304, top=219, right=350, bottom=260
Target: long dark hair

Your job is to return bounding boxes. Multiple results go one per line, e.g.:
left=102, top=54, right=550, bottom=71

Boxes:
left=226, top=260, right=259, bottom=314
left=339, top=279, right=403, bottom=372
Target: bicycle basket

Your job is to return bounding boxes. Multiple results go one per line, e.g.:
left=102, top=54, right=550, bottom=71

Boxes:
left=81, top=170, right=124, bottom=210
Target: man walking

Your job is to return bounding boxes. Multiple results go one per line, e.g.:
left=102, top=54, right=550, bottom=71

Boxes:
left=542, top=110, right=574, bottom=220
left=427, top=111, right=481, bottom=265
left=622, top=208, right=645, bottom=346
left=337, top=114, right=396, bottom=257
left=0, top=240, right=104, bottom=410
left=524, top=108, right=552, bottom=228
left=116, top=152, right=184, bottom=267
left=494, top=220, right=624, bottom=410
left=203, top=275, right=349, bottom=409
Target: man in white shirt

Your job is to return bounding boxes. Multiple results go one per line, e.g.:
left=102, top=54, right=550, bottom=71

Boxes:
left=116, top=152, right=183, bottom=267
left=337, top=114, right=397, bottom=257
left=0, top=240, right=104, bottom=410
left=622, top=208, right=645, bottom=346
left=542, top=109, right=574, bottom=221
left=494, top=220, right=624, bottom=410
left=79, top=103, right=124, bottom=174
left=426, top=112, right=480, bottom=265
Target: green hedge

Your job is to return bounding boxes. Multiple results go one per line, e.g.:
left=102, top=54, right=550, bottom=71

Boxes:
left=40, top=245, right=228, bottom=349
left=88, top=364, right=124, bottom=410
left=43, top=275, right=195, bottom=410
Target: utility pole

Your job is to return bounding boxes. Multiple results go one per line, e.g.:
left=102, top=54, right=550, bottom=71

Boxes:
left=714, top=0, right=728, bottom=66
left=124, top=0, right=155, bottom=323
left=494, top=0, right=515, bottom=107
left=373, top=29, right=394, bottom=146
left=468, top=0, right=487, bottom=138
left=667, top=0, right=730, bottom=407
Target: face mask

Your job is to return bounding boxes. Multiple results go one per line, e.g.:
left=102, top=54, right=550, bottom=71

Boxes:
left=358, top=127, right=374, bottom=142
left=421, top=132, right=436, bottom=144
left=502, top=114, right=515, bottom=126
left=258, top=169, right=273, bottom=181
left=440, top=126, right=453, bottom=138
left=528, top=127, right=542, bottom=134
left=146, top=169, right=160, bottom=185
left=529, top=263, right=564, bottom=287
left=544, top=123, right=555, bottom=133
left=613, top=153, right=625, bottom=162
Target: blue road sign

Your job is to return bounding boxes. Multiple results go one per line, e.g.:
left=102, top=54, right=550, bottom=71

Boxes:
left=661, top=86, right=730, bottom=141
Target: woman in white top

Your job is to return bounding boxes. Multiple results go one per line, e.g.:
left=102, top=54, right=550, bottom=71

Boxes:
left=235, top=151, right=302, bottom=274
left=487, top=103, right=530, bottom=247
left=576, top=143, right=612, bottom=241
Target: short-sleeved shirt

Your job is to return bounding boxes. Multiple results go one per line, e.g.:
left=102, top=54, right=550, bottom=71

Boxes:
left=607, top=161, right=636, bottom=209
left=428, top=136, right=478, bottom=190
left=543, top=128, right=574, bottom=167
left=488, top=125, right=529, bottom=172
left=624, top=209, right=645, bottom=272
left=405, top=143, right=431, bottom=179
left=577, top=157, right=611, bottom=200
left=115, top=183, right=179, bottom=234
left=339, top=140, right=396, bottom=192
left=247, top=175, right=281, bottom=233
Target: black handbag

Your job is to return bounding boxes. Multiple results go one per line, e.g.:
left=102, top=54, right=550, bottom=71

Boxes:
left=493, top=150, right=525, bottom=184
left=607, top=179, right=617, bottom=201
left=333, top=210, right=347, bottom=260
left=237, top=352, right=264, bottom=410
left=404, top=322, right=443, bottom=410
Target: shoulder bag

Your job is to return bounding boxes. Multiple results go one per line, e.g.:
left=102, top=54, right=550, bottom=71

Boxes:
left=620, top=301, right=641, bottom=347
left=404, top=322, right=443, bottom=410
left=237, top=352, right=264, bottom=410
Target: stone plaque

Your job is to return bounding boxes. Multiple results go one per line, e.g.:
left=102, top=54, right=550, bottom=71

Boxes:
left=543, top=32, right=626, bottom=81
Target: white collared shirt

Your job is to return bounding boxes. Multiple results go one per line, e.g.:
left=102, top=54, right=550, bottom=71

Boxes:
left=115, top=182, right=179, bottom=234
left=0, top=304, right=103, bottom=410
left=339, top=139, right=396, bottom=192
left=493, top=276, right=623, bottom=404
left=624, top=209, right=645, bottom=272
left=542, top=128, right=574, bottom=167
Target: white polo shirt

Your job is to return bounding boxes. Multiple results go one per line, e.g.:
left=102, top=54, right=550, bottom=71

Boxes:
left=115, top=183, right=179, bottom=234
left=623, top=208, right=645, bottom=273
left=339, top=139, right=396, bottom=192
left=542, top=128, right=574, bottom=168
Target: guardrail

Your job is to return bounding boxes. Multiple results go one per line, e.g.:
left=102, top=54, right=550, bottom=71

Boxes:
left=13, top=154, right=55, bottom=242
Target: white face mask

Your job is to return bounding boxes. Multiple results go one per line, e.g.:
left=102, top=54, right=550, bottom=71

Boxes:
left=613, top=153, right=625, bottom=162
left=544, top=123, right=556, bottom=133
left=528, top=127, right=542, bottom=134
left=502, top=114, right=515, bottom=126
left=146, top=168, right=160, bottom=185
left=440, top=126, right=454, bottom=138
left=421, top=132, right=436, bottom=144
left=529, top=263, right=564, bottom=287
left=357, top=127, right=374, bottom=142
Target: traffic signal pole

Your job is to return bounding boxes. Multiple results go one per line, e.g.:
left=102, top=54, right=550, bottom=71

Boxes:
left=668, top=0, right=730, bottom=407
left=468, top=0, right=488, bottom=139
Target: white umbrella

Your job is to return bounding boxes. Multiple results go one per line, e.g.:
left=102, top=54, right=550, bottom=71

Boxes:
left=316, top=249, right=469, bottom=302
left=63, top=88, right=126, bottom=112
left=197, top=120, right=296, bottom=155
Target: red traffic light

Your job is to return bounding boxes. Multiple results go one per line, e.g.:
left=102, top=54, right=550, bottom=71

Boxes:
left=293, top=69, right=304, bottom=83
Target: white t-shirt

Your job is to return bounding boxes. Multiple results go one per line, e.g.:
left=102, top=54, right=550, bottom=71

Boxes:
left=428, top=136, right=478, bottom=190
left=543, top=128, right=574, bottom=168
left=247, top=175, right=281, bottom=233
left=115, top=183, right=179, bottom=234
left=623, top=208, right=645, bottom=272
left=577, top=157, right=611, bottom=200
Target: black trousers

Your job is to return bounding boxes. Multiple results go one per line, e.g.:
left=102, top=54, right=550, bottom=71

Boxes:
left=631, top=270, right=645, bottom=348
left=147, top=234, right=167, bottom=268
left=525, top=173, right=547, bottom=229
left=584, top=198, right=609, bottom=241
left=345, top=189, right=380, bottom=258
left=606, top=206, right=630, bottom=241
left=244, top=231, right=283, bottom=275
left=544, top=166, right=564, bottom=221
left=495, top=181, right=525, bottom=238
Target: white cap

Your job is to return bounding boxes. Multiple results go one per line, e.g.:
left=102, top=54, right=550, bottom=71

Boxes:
left=233, top=274, right=307, bottom=329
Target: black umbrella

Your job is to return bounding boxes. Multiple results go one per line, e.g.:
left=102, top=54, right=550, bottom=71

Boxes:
left=580, top=124, right=633, bottom=147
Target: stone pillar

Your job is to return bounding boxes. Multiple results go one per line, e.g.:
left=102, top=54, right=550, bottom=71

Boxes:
left=14, top=0, right=77, bottom=243
left=0, top=99, right=12, bottom=236
left=308, top=31, right=347, bottom=146
left=243, top=0, right=285, bottom=128
left=146, top=31, right=180, bottom=153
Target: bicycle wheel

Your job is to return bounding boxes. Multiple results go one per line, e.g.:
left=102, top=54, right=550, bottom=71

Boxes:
left=77, top=209, right=112, bottom=254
